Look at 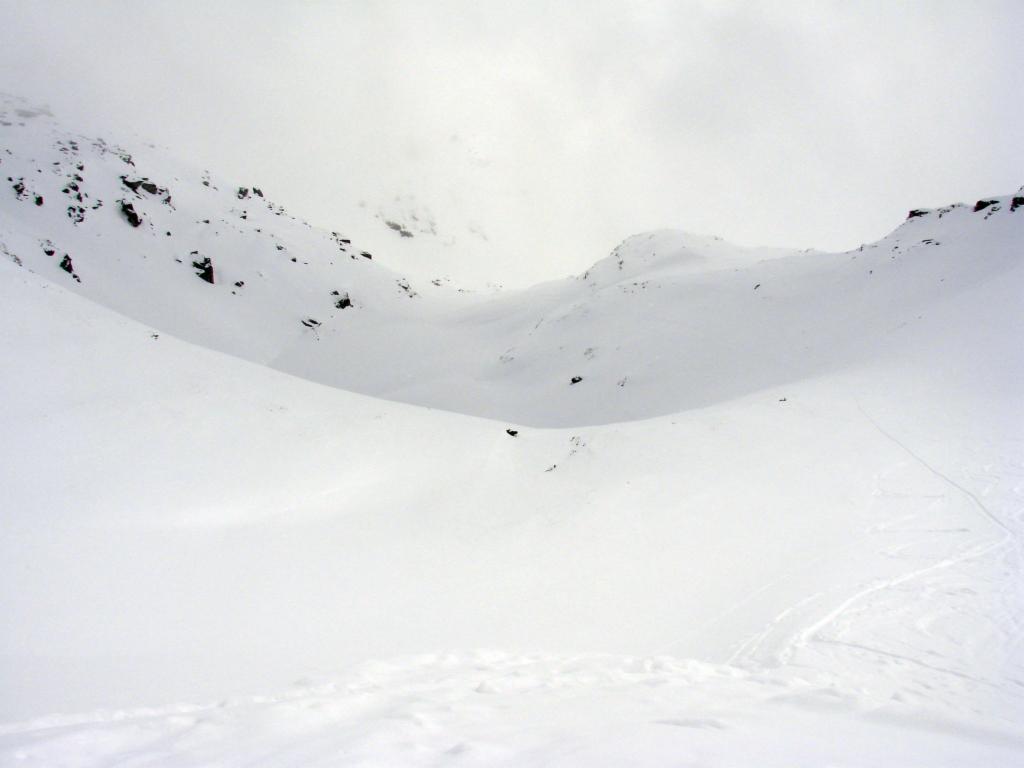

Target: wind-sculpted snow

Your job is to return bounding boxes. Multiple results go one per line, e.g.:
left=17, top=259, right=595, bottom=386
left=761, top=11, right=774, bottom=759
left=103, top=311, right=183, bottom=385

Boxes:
left=4, top=653, right=1023, bottom=767
left=2, top=99, right=1023, bottom=763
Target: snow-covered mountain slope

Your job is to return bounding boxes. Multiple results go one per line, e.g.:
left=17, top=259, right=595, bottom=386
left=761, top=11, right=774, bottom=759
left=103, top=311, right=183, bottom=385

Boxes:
left=0, top=96, right=436, bottom=363
left=5, top=95, right=1022, bottom=428
left=2, top=100, right=1023, bottom=764
left=2, top=252, right=1022, bottom=764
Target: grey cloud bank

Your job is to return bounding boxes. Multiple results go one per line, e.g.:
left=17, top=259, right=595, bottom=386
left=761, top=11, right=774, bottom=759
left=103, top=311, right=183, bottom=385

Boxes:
left=1, top=0, right=1021, bottom=286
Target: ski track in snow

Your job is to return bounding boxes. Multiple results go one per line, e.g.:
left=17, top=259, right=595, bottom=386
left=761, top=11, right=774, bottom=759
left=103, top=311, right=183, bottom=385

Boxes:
left=724, top=411, right=1024, bottom=739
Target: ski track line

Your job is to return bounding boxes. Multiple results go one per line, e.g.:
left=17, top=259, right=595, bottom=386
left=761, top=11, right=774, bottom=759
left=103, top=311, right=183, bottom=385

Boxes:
left=781, top=538, right=1009, bottom=666
left=731, top=403, right=1022, bottom=672
left=856, top=402, right=1014, bottom=538
left=855, top=402, right=1024, bottom=640
left=726, top=591, right=824, bottom=666
left=812, top=637, right=1022, bottom=694
left=656, top=549, right=835, bottom=659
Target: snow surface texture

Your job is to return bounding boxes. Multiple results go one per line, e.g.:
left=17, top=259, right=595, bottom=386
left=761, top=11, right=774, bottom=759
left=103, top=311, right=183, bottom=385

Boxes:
left=1, top=95, right=1023, bottom=764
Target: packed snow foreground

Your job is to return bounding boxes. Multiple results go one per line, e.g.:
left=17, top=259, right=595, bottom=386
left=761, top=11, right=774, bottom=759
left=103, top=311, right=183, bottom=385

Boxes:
left=1, top=96, right=1022, bottom=765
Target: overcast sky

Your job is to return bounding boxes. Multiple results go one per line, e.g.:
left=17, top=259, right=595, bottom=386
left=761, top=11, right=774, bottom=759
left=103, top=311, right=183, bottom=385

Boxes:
left=2, top=1, right=1021, bottom=285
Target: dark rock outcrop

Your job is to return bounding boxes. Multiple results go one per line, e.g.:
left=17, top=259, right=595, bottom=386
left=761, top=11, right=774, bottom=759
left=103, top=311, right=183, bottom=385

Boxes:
left=119, top=200, right=142, bottom=227
left=58, top=254, right=80, bottom=282
left=191, top=254, right=214, bottom=284
left=385, top=220, right=414, bottom=238
left=121, top=176, right=166, bottom=196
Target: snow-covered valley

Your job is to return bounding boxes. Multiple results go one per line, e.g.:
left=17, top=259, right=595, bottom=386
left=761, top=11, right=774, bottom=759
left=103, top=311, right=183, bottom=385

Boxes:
left=1, top=97, right=1023, bottom=765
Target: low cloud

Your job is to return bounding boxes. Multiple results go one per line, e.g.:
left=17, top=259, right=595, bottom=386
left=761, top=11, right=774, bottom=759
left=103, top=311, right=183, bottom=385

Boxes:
left=2, top=0, right=1021, bottom=285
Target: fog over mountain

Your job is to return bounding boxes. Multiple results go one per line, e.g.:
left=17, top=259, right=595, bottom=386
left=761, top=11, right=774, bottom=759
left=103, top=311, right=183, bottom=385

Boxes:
left=1, top=0, right=1021, bottom=286
left=1, top=4, right=1023, bottom=765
